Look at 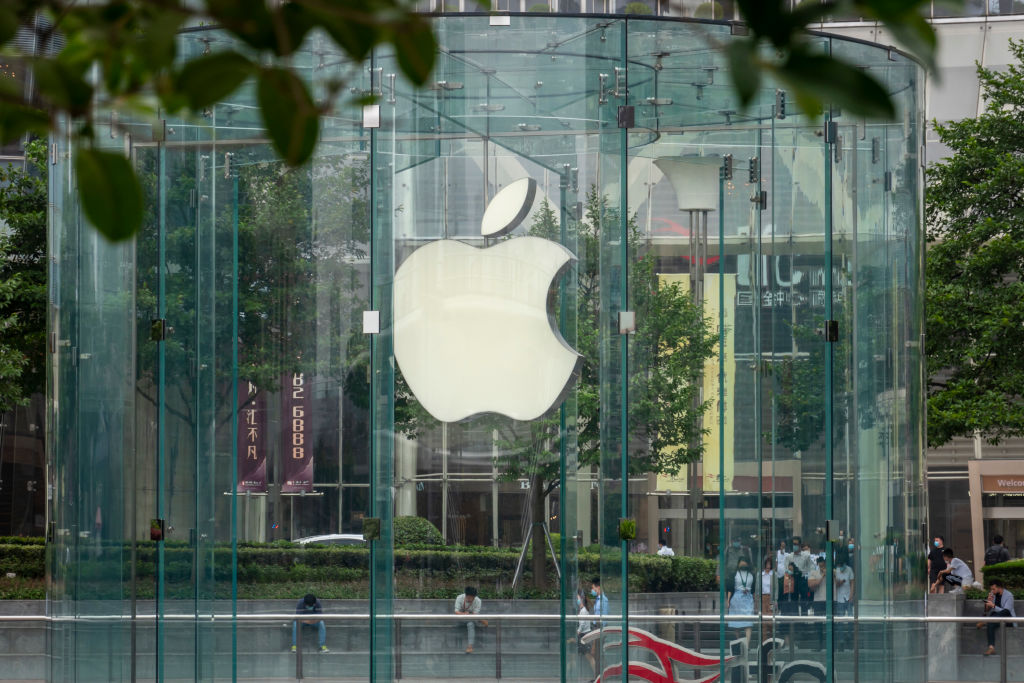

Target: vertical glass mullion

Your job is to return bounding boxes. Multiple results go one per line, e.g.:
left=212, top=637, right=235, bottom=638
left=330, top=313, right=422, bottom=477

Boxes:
left=369, top=47, right=396, bottom=681
left=824, top=100, right=835, bottom=682
left=618, top=20, right=629, bottom=683
left=156, top=142, right=167, bottom=683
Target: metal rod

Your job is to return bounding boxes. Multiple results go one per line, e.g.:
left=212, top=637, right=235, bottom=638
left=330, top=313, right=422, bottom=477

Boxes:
left=1000, top=616, right=1007, bottom=683
left=6, top=614, right=1024, bottom=624
left=295, top=618, right=303, bottom=680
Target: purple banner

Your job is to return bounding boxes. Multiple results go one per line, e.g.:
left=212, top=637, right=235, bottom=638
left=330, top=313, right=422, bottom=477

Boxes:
left=237, top=381, right=267, bottom=493
left=280, top=372, right=313, bottom=493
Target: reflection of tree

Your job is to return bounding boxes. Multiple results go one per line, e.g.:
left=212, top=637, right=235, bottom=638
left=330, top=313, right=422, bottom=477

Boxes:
left=133, top=150, right=370, bottom=517
left=0, top=141, right=47, bottom=411
left=397, top=189, right=716, bottom=588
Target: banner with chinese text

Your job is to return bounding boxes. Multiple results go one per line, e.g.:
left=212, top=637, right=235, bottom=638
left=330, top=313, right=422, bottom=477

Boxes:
left=236, top=381, right=267, bottom=492
left=280, top=372, right=313, bottom=492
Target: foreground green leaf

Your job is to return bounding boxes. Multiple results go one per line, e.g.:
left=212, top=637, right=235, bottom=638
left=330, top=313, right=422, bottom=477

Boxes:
left=74, top=149, right=144, bottom=242
left=773, top=52, right=896, bottom=120
left=176, top=51, right=255, bottom=111
left=257, top=67, right=319, bottom=166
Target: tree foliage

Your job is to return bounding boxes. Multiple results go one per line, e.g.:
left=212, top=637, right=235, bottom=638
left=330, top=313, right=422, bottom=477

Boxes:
left=925, top=39, right=1024, bottom=448
left=0, top=139, right=47, bottom=412
left=0, top=1, right=942, bottom=241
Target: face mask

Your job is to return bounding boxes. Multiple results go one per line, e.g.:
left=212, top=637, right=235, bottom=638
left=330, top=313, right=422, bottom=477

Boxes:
left=590, top=589, right=597, bottom=597
left=934, top=541, right=940, bottom=548
left=738, top=565, right=749, bottom=571
left=793, top=544, right=800, bottom=551
left=848, top=544, right=855, bottom=551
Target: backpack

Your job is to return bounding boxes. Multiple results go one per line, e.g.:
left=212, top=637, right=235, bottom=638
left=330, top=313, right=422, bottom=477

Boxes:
left=985, top=544, right=1010, bottom=566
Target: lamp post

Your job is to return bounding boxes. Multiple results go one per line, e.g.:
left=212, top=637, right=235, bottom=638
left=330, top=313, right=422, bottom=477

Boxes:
left=653, top=156, right=721, bottom=557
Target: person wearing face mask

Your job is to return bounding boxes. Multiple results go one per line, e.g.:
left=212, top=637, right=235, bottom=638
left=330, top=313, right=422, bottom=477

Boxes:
left=721, top=537, right=752, bottom=585
left=834, top=552, right=856, bottom=649
left=807, top=557, right=828, bottom=650
left=727, top=559, right=756, bottom=645
left=571, top=588, right=595, bottom=675
left=777, top=560, right=806, bottom=648
left=928, top=535, right=947, bottom=594
left=587, top=578, right=608, bottom=676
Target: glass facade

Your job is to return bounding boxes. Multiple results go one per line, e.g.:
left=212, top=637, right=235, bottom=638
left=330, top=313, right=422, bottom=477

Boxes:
left=47, top=15, right=926, bottom=682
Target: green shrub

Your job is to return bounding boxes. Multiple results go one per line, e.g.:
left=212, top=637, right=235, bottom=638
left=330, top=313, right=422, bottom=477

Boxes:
left=694, top=1, right=723, bottom=18
left=622, top=2, right=652, bottom=14
left=393, top=516, right=444, bottom=546
left=0, top=544, right=45, bottom=578
left=0, top=536, right=45, bottom=546
left=980, top=559, right=1024, bottom=592
left=528, top=2, right=550, bottom=10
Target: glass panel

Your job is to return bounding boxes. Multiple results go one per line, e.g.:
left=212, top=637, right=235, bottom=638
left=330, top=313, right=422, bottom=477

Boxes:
left=45, top=15, right=928, bottom=683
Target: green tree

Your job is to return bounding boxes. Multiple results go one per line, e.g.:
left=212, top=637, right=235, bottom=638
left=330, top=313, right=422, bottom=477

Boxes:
left=925, top=39, right=1024, bottom=448
left=0, top=140, right=47, bottom=411
left=0, top=1, right=944, bottom=241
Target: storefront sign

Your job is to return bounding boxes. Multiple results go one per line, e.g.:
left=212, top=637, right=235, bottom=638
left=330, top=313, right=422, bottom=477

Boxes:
left=982, top=475, right=1024, bottom=493
left=281, top=372, right=313, bottom=493
left=236, top=381, right=267, bottom=493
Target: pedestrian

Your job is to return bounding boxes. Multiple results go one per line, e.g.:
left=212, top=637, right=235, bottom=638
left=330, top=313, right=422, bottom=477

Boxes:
left=761, top=557, right=775, bottom=640
left=291, top=593, right=328, bottom=653
left=834, top=553, right=855, bottom=649
left=722, top=537, right=752, bottom=584
left=775, top=541, right=787, bottom=579
left=571, top=588, right=595, bottom=676
left=726, top=557, right=756, bottom=645
left=982, top=579, right=1016, bottom=656
left=778, top=560, right=805, bottom=648
left=808, top=557, right=827, bottom=650
left=928, top=535, right=947, bottom=594
left=984, top=535, right=1011, bottom=567
left=932, top=548, right=973, bottom=593
left=657, top=538, right=675, bottom=557
left=454, top=585, right=484, bottom=653
left=588, top=577, right=609, bottom=671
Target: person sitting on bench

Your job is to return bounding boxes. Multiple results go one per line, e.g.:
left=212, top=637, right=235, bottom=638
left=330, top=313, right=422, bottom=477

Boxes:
left=455, top=586, right=483, bottom=654
left=292, top=593, right=328, bottom=653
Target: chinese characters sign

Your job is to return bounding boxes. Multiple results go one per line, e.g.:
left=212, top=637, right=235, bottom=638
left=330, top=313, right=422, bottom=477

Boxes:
left=236, top=381, right=267, bottom=493
left=280, top=373, right=313, bottom=493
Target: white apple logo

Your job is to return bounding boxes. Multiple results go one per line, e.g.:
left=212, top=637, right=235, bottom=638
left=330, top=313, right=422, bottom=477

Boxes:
left=393, top=178, right=581, bottom=423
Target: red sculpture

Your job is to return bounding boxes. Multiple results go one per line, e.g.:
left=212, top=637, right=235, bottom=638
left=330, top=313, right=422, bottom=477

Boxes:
left=581, top=626, right=734, bottom=683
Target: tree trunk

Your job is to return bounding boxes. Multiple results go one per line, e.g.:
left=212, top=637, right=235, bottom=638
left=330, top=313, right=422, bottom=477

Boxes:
left=531, top=474, right=548, bottom=591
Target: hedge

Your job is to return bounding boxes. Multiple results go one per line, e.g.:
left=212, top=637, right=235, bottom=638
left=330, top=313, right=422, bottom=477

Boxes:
left=0, top=543, right=45, bottom=578
left=4, top=538, right=717, bottom=600
left=980, top=559, right=1024, bottom=593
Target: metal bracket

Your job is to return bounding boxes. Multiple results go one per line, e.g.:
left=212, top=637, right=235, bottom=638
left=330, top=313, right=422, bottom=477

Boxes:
left=369, top=66, right=383, bottom=96
left=150, top=319, right=167, bottom=342
left=823, top=319, right=839, bottom=343
left=598, top=73, right=609, bottom=104
left=617, top=105, right=634, bottom=129
left=775, top=89, right=786, bottom=119
left=613, top=67, right=626, bottom=98
left=825, top=121, right=838, bottom=144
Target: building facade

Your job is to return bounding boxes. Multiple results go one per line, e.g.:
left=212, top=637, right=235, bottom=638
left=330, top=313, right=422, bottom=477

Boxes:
left=47, top=13, right=925, bottom=682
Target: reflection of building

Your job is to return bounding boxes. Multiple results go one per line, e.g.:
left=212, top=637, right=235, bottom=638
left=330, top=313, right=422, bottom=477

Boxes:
left=47, top=12, right=925, bottom=682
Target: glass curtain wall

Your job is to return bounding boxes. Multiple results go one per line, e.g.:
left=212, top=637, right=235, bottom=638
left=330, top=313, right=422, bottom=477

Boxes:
left=47, top=14, right=925, bottom=683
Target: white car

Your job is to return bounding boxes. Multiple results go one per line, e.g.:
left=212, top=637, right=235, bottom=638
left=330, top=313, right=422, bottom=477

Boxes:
left=292, top=533, right=366, bottom=546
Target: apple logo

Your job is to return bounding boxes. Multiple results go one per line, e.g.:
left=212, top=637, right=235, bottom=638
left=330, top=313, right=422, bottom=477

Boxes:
left=393, top=178, right=581, bottom=423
